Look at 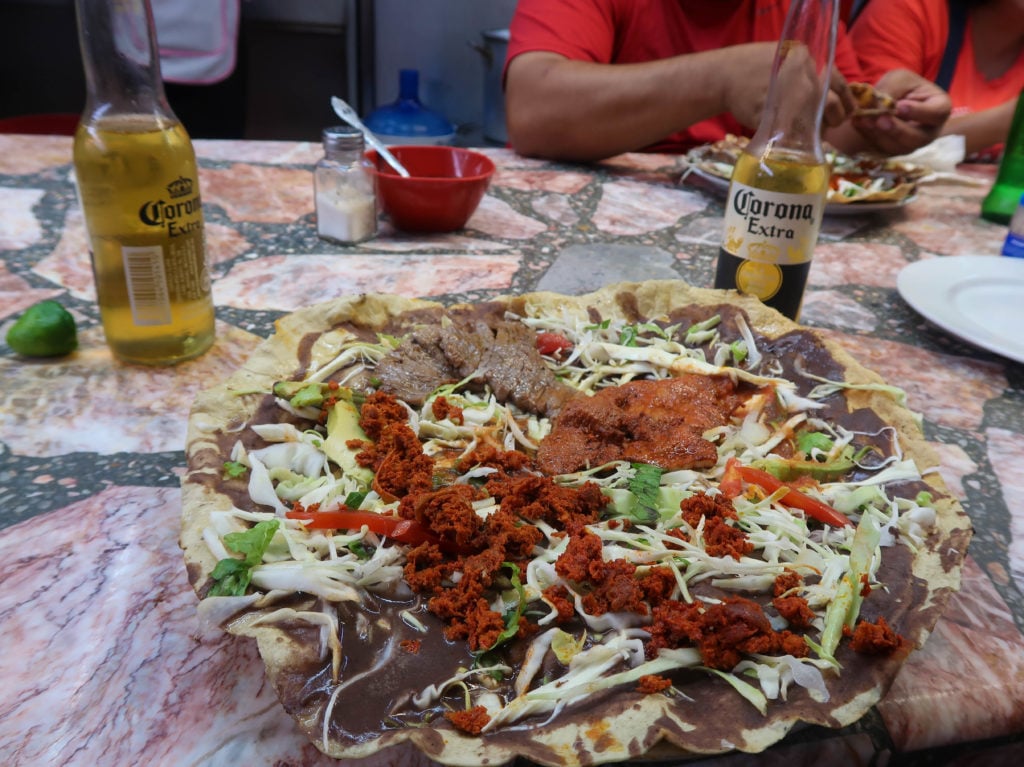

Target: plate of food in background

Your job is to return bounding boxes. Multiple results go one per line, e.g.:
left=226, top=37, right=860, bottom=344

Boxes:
left=682, top=134, right=925, bottom=215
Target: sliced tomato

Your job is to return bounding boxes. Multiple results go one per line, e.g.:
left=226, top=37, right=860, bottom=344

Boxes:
left=535, top=331, right=574, bottom=357
left=285, top=508, right=438, bottom=545
left=735, top=464, right=851, bottom=528
left=719, top=457, right=744, bottom=499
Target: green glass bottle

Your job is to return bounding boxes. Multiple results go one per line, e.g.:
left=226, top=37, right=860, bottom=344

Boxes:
left=981, top=90, right=1024, bottom=224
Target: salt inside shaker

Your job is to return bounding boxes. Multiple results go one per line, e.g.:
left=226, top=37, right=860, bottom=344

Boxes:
left=314, top=126, right=377, bottom=245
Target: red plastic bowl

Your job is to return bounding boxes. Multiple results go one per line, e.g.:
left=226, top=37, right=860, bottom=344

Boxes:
left=364, top=145, right=495, bottom=233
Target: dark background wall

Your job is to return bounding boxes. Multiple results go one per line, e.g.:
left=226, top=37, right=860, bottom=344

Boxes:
left=0, top=0, right=353, bottom=140
left=0, top=0, right=516, bottom=144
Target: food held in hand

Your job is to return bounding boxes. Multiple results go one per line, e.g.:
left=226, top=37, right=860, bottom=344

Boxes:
left=849, top=82, right=898, bottom=117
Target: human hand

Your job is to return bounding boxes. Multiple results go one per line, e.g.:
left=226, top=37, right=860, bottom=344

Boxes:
left=718, top=43, right=783, bottom=129
left=823, top=69, right=856, bottom=128
left=851, top=69, right=951, bottom=155
left=722, top=43, right=854, bottom=131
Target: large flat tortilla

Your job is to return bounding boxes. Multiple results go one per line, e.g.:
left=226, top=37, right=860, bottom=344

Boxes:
left=181, top=280, right=970, bottom=765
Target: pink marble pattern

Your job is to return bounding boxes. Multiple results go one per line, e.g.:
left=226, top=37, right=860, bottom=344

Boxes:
left=592, top=180, right=710, bottom=235
left=989, top=428, right=1024, bottom=593
left=193, top=138, right=322, bottom=166
left=0, top=486, right=442, bottom=767
left=893, top=198, right=1006, bottom=256
left=497, top=168, right=593, bottom=195
left=0, top=323, right=262, bottom=457
left=810, top=241, right=910, bottom=289
left=0, top=134, right=74, bottom=175
left=0, top=262, right=63, bottom=321
left=32, top=206, right=94, bottom=301
left=879, top=557, right=1024, bottom=751
left=201, top=164, right=315, bottom=224
left=215, top=253, right=524, bottom=310
left=0, top=187, right=45, bottom=250
left=826, top=330, right=1007, bottom=432
left=464, top=195, right=551, bottom=239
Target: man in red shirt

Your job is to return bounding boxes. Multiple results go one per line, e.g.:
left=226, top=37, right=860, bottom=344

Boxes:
left=505, top=0, right=951, bottom=161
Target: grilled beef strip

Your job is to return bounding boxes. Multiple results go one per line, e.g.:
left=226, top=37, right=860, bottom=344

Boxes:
left=374, top=315, right=575, bottom=417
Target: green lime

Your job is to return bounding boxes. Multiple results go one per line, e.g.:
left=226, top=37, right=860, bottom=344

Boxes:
left=6, top=300, right=78, bottom=357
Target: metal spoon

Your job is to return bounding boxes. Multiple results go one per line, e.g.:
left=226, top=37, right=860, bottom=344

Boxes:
left=331, top=96, right=411, bottom=178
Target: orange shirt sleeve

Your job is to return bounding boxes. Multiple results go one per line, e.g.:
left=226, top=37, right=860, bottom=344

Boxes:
left=849, top=0, right=947, bottom=84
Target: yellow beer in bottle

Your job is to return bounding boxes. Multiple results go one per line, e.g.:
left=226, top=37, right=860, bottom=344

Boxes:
left=714, top=1, right=838, bottom=321
left=73, top=0, right=214, bottom=365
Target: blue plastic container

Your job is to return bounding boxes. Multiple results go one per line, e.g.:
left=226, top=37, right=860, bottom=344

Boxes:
left=364, top=69, right=456, bottom=146
left=1001, top=192, right=1024, bottom=258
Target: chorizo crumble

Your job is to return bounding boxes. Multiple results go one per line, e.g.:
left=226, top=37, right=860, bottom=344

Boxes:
left=202, top=301, right=945, bottom=741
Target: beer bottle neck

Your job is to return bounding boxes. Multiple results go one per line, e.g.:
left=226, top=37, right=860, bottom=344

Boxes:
left=75, top=0, right=176, bottom=122
left=749, top=0, right=838, bottom=162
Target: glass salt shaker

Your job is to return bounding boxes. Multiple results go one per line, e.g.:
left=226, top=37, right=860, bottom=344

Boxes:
left=314, top=126, right=378, bottom=245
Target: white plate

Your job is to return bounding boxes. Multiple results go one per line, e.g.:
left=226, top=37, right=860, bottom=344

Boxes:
left=680, top=166, right=916, bottom=216
left=897, top=255, right=1024, bottom=364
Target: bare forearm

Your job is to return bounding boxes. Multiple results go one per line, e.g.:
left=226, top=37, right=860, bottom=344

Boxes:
left=943, top=100, right=1016, bottom=156
left=505, top=52, right=732, bottom=161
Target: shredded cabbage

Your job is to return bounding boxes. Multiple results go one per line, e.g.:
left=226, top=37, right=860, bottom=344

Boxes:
left=199, top=303, right=940, bottom=731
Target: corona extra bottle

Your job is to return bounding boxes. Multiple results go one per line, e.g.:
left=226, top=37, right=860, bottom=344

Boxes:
left=73, top=0, right=215, bottom=365
left=713, top=0, right=838, bottom=321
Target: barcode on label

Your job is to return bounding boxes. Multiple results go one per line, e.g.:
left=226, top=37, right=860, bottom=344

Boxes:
left=122, top=245, right=172, bottom=325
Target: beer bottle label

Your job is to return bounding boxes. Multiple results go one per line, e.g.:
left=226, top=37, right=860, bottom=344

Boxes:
left=719, top=181, right=824, bottom=307
left=721, top=182, right=823, bottom=264
left=122, top=244, right=173, bottom=325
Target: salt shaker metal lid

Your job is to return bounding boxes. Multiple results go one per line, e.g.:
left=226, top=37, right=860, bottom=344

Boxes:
left=322, top=125, right=364, bottom=154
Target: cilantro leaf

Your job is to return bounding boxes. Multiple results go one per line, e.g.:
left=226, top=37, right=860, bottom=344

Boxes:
left=207, top=519, right=280, bottom=597
left=619, top=325, right=638, bottom=346
left=344, top=490, right=368, bottom=509
left=222, top=460, right=248, bottom=479
left=619, top=322, right=669, bottom=347
left=207, top=558, right=252, bottom=597
left=629, top=462, right=663, bottom=511
left=348, top=540, right=374, bottom=560
left=483, top=563, right=527, bottom=652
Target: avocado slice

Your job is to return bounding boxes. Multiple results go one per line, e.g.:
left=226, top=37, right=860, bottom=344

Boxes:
left=273, top=380, right=330, bottom=408
left=322, top=390, right=374, bottom=486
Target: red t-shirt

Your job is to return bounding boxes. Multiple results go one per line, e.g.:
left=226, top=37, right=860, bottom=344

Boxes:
left=506, top=0, right=864, bottom=152
left=850, top=0, right=1024, bottom=117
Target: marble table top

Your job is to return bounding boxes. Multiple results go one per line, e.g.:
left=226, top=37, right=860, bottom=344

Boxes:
left=1, top=134, right=1022, bottom=766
